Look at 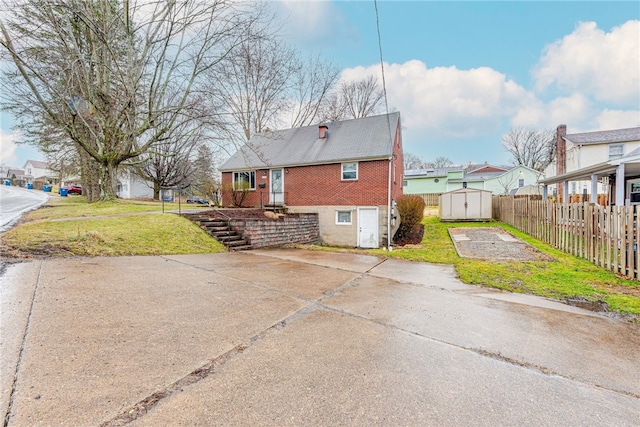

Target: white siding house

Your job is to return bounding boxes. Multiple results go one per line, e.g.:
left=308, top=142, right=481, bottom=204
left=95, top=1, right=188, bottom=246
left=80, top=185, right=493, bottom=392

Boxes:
left=23, top=160, right=53, bottom=182
left=542, top=125, right=640, bottom=205
left=117, top=169, right=154, bottom=199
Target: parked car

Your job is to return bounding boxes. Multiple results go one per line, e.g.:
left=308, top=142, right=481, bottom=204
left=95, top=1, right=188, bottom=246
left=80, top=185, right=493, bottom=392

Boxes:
left=186, top=196, right=209, bottom=205
left=65, top=185, right=82, bottom=195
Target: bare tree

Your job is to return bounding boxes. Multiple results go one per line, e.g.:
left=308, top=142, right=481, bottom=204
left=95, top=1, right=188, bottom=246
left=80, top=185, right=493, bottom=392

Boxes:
left=202, top=19, right=339, bottom=148
left=502, top=128, right=555, bottom=171
left=190, top=143, right=223, bottom=205
left=287, top=55, right=340, bottom=128
left=432, top=156, right=454, bottom=168
left=403, top=152, right=430, bottom=170
left=340, top=75, right=385, bottom=119
left=319, top=75, right=385, bottom=122
left=1, top=0, right=251, bottom=200
left=133, top=112, right=205, bottom=200
left=496, top=171, right=518, bottom=195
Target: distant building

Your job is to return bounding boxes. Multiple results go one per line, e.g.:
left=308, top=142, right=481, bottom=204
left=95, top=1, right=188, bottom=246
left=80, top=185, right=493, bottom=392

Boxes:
left=404, top=164, right=543, bottom=195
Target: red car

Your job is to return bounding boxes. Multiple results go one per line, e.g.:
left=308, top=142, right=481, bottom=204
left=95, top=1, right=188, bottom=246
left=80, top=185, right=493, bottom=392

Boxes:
left=65, top=185, right=83, bottom=195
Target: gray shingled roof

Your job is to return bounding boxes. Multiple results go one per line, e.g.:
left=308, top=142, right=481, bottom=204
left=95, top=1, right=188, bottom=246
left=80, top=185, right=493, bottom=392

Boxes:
left=565, top=127, right=640, bottom=145
left=404, top=167, right=462, bottom=178
left=220, top=112, right=400, bottom=171
left=24, top=160, right=49, bottom=169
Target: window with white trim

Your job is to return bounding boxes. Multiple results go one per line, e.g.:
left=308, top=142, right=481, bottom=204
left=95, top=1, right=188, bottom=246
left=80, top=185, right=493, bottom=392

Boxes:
left=233, top=171, right=256, bottom=190
left=336, top=210, right=352, bottom=225
left=341, top=162, right=358, bottom=180
left=518, top=178, right=524, bottom=187
left=609, top=144, right=624, bottom=160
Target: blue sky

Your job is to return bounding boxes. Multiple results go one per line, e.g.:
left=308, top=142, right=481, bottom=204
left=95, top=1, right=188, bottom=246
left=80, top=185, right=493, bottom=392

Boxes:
left=275, top=0, right=640, bottom=166
left=1, top=1, right=639, bottom=168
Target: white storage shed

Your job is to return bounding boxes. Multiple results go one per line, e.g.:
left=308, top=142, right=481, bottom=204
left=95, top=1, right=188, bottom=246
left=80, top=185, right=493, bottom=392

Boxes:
left=439, top=188, right=492, bottom=221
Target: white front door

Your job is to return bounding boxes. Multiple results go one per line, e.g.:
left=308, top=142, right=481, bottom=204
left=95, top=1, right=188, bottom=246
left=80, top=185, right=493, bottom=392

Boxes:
left=358, top=207, right=379, bottom=248
left=270, top=169, right=284, bottom=204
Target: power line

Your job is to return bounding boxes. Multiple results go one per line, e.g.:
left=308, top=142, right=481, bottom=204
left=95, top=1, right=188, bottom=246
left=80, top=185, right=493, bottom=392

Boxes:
left=373, top=0, right=390, bottom=116
left=373, top=0, right=391, bottom=135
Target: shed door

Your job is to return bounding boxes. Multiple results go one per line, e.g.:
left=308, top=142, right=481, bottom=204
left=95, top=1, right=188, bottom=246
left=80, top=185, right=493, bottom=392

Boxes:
left=358, top=207, right=378, bottom=248
left=450, top=191, right=468, bottom=219
left=465, top=191, right=482, bottom=219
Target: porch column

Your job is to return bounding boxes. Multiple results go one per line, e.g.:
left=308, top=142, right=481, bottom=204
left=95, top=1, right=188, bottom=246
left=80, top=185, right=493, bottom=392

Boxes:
left=591, top=174, right=599, bottom=205
left=563, top=180, right=569, bottom=204
left=616, top=163, right=625, bottom=206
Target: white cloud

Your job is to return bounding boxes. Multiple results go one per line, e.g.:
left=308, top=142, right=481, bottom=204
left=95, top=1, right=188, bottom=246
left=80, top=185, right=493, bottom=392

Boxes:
left=511, top=93, right=595, bottom=130
left=0, top=129, right=19, bottom=167
left=533, top=20, right=640, bottom=107
left=340, top=60, right=531, bottom=140
left=595, top=109, right=640, bottom=130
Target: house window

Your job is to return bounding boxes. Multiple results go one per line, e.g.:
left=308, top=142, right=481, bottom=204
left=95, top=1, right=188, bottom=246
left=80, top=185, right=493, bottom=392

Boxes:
left=336, top=210, right=352, bottom=225
left=403, top=180, right=408, bottom=187
left=342, top=162, right=358, bottom=180
left=609, top=144, right=624, bottom=160
left=518, top=178, right=525, bottom=187
left=233, top=171, right=256, bottom=190
left=462, top=182, right=467, bottom=188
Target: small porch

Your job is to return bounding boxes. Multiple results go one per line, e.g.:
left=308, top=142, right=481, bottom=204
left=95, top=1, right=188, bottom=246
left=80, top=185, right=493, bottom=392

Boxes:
left=540, top=149, right=640, bottom=206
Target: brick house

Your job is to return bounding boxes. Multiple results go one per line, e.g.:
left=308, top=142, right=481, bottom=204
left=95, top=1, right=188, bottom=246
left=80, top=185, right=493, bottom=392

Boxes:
left=219, top=112, right=404, bottom=249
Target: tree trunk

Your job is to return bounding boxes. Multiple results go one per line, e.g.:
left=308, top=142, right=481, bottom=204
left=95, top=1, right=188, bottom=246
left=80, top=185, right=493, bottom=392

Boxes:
left=99, top=161, right=118, bottom=201
left=153, top=182, right=161, bottom=201
left=78, top=149, right=101, bottom=203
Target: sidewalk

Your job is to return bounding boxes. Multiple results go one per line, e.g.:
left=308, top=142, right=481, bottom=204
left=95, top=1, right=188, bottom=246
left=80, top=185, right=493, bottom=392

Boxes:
left=2, top=249, right=639, bottom=426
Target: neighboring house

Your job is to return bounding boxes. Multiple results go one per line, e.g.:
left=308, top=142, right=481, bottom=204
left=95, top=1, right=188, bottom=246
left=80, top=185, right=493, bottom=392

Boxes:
left=405, top=164, right=542, bottom=195
left=451, top=164, right=543, bottom=195
left=6, top=168, right=26, bottom=186
left=6, top=168, right=25, bottom=179
left=403, top=167, right=464, bottom=194
left=541, top=125, right=640, bottom=205
left=219, top=112, right=404, bottom=249
left=23, top=160, right=57, bottom=185
left=116, top=169, right=154, bottom=199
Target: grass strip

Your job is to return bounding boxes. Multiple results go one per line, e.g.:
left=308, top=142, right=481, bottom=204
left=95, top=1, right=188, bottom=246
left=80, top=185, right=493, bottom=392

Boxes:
left=363, top=216, right=640, bottom=318
left=2, top=199, right=224, bottom=257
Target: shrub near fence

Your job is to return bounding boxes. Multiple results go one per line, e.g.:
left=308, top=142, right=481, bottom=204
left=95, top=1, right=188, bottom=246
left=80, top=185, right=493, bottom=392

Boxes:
left=493, top=196, right=640, bottom=279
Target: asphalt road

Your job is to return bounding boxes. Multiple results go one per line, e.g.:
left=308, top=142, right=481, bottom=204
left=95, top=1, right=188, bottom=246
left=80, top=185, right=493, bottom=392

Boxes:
left=0, top=185, right=49, bottom=232
left=2, top=249, right=639, bottom=426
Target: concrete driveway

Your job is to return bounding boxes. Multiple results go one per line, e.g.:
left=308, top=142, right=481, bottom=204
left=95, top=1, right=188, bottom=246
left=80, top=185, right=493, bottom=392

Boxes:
left=1, top=249, right=639, bottom=426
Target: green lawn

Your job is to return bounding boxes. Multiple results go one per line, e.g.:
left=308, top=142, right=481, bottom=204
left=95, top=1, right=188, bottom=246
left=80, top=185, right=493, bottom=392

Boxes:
left=2, top=197, right=225, bottom=256
left=364, top=216, right=640, bottom=319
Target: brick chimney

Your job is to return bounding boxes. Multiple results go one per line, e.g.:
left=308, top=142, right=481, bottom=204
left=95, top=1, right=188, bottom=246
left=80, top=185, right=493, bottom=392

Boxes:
left=319, top=125, right=328, bottom=139
left=556, top=124, right=567, bottom=201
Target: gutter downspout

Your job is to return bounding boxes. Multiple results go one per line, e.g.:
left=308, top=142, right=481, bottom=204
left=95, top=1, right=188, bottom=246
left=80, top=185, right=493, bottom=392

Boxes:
left=387, top=156, right=393, bottom=251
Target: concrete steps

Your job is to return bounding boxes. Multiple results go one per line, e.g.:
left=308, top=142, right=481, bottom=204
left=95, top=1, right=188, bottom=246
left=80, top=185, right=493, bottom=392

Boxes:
left=183, top=214, right=252, bottom=251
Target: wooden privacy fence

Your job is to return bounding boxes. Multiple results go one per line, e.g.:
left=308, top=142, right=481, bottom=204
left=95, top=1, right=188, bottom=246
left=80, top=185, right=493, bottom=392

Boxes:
left=414, top=193, right=441, bottom=206
left=493, top=196, right=640, bottom=279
